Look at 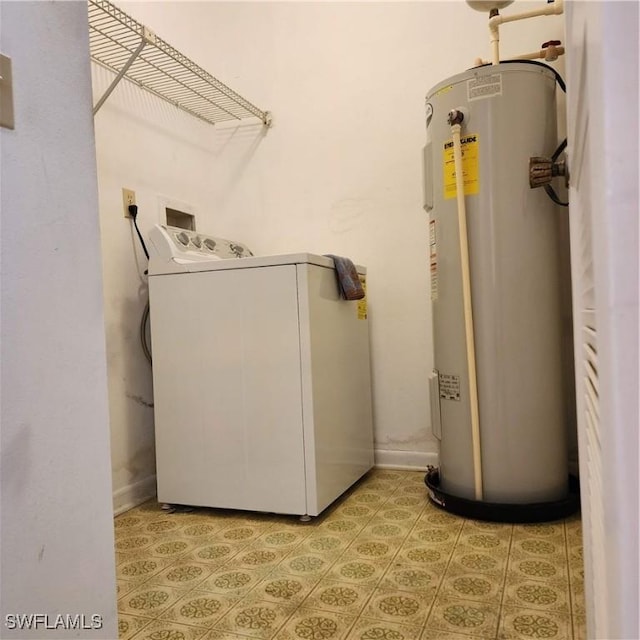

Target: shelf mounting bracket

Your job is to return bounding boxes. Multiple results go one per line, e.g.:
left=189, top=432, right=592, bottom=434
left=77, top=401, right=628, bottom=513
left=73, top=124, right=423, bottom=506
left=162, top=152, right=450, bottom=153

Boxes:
left=93, top=27, right=155, bottom=115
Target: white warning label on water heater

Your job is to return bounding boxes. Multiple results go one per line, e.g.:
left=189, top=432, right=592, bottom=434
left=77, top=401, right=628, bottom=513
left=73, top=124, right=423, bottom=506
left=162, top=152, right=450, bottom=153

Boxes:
left=430, top=261, right=438, bottom=300
left=429, top=219, right=438, bottom=300
left=429, top=219, right=437, bottom=247
left=438, top=373, right=461, bottom=401
left=467, top=73, right=502, bottom=101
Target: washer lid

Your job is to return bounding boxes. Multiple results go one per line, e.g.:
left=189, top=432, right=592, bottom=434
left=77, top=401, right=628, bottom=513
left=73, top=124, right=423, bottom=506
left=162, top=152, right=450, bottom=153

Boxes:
left=153, top=252, right=365, bottom=275
left=150, top=250, right=366, bottom=276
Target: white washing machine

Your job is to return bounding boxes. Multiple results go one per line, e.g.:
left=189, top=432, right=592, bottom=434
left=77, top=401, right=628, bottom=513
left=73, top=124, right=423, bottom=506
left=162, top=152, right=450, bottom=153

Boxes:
left=147, top=225, right=375, bottom=518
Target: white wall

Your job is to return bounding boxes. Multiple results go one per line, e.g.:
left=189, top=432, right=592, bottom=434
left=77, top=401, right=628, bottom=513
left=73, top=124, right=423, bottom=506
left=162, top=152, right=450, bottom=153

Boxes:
left=93, top=1, right=565, bottom=506
left=0, top=2, right=118, bottom=638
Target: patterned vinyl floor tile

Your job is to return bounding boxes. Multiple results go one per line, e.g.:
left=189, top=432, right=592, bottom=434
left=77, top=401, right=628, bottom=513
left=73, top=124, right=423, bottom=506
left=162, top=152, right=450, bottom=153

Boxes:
left=325, top=556, right=393, bottom=587
left=426, top=595, right=500, bottom=638
left=347, top=616, right=423, bottom=640
left=457, top=532, right=512, bottom=556
left=273, top=607, right=356, bottom=640
left=507, top=550, right=569, bottom=583
left=202, top=631, right=265, bottom=640
left=159, top=589, right=240, bottom=629
left=361, top=589, right=435, bottom=627
left=180, top=543, right=242, bottom=567
left=378, top=563, right=442, bottom=594
left=394, top=545, right=451, bottom=570
left=119, top=582, right=193, bottom=618
left=419, top=509, right=462, bottom=528
left=449, top=548, right=508, bottom=576
left=118, top=575, right=155, bottom=599
left=305, top=580, right=377, bottom=616
left=213, top=598, right=297, bottom=639
left=502, top=576, right=572, bottom=615
left=438, top=570, right=504, bottom=604
left=116, top=470, right=585, bottom=640
left=150, top=559, right=217, bottom=589
left=421, top=628, right=487, bottom=640
left=199, top=566, right=273, bottom=597
left=510, top=537, right=566, bottom=561
left=512, top=523, right=565, bottom=540
left=301, top=534, right=352, bottom=555
left=130, top=618, right=210, bottom=640
left=358, top=522, right=411, bottom=541
left=497, top=606, right=573, bottom=640
left=118, top=614, right=154, bottom=640
left=251, top=570, right=322, bottom=606
left=119, top=554, right=175, bottom=577
left=146, top=538, right=200, bottom=560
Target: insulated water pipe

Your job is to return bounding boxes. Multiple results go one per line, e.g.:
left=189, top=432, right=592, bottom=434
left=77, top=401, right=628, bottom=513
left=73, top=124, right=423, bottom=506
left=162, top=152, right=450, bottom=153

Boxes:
left=488, top=0, right=564, bottom=65
left=514, top=42, right=565, bottom=62
left=448, top=109, right=483, bottom=501
left=474, top=42, right=565, bottom=67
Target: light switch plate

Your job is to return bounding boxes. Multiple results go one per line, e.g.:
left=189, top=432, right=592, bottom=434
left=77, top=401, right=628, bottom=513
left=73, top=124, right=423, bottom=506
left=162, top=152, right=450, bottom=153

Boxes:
left=0, top=54, right=15, bottom=130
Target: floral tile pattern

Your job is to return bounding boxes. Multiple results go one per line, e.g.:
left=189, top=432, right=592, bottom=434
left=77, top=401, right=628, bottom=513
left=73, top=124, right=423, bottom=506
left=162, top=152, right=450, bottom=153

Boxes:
left=426, top=595, right=500, bottom=638
left=274, top=608, right=355, bottom=640
left=347, top=616, right=422, bottom=640
left=159, top=590, right=239, bottom=629
left=131, top=618, right=209, bottom=640
left=215, top=599, right=296, bottom=638
left=114, top=470, right=585, bottom=639
left=497, top=606, right=573, bottom=640
left=305, top=580, right=376, bottom=616
left=361, top=589, right=435, bottom=627
left=117, top=614, right=154, bottom=640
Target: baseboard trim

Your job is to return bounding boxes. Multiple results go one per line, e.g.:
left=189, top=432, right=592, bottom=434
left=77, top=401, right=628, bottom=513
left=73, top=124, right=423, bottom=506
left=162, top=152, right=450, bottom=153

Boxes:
left=113, top=474, right=157, bottom=515
left=112, top=453, right=440, bottom=514
left=374, top=449, right=439, bottom=471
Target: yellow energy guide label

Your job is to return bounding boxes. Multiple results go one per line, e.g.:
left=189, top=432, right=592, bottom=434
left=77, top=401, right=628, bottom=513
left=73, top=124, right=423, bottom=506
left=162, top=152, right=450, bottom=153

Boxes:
left=443, top=133, right=479, bottom=200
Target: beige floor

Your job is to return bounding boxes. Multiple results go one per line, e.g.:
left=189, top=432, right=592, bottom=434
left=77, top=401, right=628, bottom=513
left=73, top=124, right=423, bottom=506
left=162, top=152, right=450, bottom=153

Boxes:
left=114, top=469, right=585, bottom=640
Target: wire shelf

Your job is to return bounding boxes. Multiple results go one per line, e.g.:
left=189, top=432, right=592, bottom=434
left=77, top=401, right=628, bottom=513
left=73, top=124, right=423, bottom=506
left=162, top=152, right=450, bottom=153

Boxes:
left=88, top=0, right=271, bottom=126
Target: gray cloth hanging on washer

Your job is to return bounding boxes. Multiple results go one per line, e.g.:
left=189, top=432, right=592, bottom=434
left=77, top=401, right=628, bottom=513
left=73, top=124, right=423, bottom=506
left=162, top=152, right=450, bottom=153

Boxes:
left=324, top=255, right=365, bottom=300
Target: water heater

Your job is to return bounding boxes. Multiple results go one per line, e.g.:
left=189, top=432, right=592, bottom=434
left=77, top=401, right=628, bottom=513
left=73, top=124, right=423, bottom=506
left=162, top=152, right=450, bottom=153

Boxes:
left=423, top=61, right=576, bottom=521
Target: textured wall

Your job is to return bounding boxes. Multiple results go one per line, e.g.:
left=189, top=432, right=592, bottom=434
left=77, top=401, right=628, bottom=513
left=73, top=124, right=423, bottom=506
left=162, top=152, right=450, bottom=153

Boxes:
left=0, top=2, right=117, bottom=637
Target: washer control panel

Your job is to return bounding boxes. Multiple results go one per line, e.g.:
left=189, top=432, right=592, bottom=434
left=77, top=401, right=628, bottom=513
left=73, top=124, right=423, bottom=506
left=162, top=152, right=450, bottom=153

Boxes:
left=148, top=225, right=254, bottom=274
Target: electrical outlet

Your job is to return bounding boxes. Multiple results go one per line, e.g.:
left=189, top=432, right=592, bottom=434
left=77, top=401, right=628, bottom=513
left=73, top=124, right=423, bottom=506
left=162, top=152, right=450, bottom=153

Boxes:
left=122, top=188, right=136, bottom=218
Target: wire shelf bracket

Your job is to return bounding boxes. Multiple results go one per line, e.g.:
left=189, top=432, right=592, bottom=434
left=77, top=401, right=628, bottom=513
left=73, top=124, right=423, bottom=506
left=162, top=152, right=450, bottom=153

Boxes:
left=88, top=0, right=272, bottom=127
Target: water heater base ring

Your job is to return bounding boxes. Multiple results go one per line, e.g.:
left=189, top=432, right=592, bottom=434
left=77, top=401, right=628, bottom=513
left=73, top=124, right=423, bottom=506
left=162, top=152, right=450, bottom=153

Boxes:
left=424, top=468, right=580, bottom=523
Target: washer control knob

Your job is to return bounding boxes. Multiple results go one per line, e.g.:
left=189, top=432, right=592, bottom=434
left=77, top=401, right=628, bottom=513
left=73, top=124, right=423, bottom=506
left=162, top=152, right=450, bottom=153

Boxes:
left=191, top=235, right=202, bottom=248
left=176, top=231, right=190, bottom=246
left=203, top=238, right=217, bottom=251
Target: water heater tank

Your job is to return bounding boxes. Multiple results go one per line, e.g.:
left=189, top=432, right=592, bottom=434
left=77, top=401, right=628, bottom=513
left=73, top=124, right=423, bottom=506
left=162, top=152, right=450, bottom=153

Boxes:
left=423, top=62, right=576, bottom=520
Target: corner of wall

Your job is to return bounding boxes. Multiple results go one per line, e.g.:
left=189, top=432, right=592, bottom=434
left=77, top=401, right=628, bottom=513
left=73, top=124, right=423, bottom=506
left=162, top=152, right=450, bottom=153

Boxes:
left=374, top=449, right=438, bottom=471
left=113, top=474, right=158, bottom=515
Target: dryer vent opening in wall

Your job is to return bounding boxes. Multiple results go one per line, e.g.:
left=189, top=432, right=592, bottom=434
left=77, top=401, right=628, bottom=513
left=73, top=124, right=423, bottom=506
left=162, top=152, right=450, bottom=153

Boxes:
left=166, top=208, right=195, bottom=231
